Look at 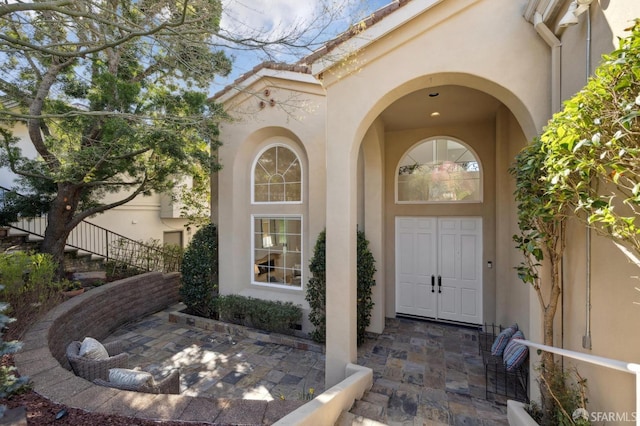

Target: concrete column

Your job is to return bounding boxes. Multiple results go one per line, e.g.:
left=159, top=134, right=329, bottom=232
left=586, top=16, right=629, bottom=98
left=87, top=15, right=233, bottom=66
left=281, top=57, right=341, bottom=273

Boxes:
left=324, top=126, right=358, bottom=388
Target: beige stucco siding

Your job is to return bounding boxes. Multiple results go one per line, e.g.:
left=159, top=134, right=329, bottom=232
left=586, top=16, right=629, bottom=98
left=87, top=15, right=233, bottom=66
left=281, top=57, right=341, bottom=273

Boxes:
left=321, top=0, right=548, bottom=141
left=216, top=77, right=326, bottom=324
left=320, top=0, right=548, bottom=385
left=216, top=0, right=640, bottom=406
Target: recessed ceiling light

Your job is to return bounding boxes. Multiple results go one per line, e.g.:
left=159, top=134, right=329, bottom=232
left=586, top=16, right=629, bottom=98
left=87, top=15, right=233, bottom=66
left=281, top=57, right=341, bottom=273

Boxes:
left=430, top=111, right=440, bottom=117
left=429, top=92, right=439, bottom=97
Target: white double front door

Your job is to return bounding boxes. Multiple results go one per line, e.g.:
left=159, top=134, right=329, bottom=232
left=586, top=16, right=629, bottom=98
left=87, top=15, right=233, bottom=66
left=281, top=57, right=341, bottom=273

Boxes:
left=395, top=216, right=482, bottom=325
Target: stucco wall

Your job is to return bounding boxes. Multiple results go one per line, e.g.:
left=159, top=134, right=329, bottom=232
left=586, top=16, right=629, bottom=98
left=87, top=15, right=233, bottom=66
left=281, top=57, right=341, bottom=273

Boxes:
left=86, top=200, right=192, bottom=248
left=216, top=0, right=640, bottom=396
left=216, top=76, right=327, bottom=333
left=215, top=0, right=550, bottom=345
left=321, top=0, right=548, bottom=142
left=318, top=0, right=549, bottom=359
left=494, top=106, right=530, bottom=333
left=360, top=119, right=387, bottom=334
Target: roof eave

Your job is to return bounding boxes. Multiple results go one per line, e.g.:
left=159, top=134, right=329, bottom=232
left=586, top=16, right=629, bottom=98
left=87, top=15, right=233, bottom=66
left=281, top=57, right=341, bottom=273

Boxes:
left=213, top=67, right=320, bottom=104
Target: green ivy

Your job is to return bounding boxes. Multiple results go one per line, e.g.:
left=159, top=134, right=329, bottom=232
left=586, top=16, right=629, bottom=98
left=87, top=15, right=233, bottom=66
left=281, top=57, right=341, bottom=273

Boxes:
left=215, top=295, right=302, bottom=335
left=179, top=223, right=218, bottom=317
left=305, top=229, right=376, bottom=345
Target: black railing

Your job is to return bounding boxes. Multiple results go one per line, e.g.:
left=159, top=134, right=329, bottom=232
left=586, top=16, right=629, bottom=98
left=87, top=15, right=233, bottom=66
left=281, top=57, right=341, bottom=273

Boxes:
left=0, top=186, right=181, bottom=273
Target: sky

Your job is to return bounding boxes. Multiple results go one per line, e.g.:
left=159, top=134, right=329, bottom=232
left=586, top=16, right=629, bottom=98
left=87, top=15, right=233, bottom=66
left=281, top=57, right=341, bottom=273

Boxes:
left=211, top=0, right=391, bottom=93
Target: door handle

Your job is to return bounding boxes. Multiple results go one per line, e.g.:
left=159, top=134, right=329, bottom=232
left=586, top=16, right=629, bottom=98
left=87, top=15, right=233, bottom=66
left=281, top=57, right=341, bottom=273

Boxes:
left=438, top=275, right=442, bottom=293
left=431, top=275, right=435, bottom=293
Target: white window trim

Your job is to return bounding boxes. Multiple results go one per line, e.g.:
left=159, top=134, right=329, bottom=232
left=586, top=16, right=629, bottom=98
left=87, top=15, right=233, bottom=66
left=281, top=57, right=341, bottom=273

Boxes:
left=395, top=136, right=484, bottom=204
left=250, top=214, right=304, bottom=290
left=251, top=143, right=304, bottom=205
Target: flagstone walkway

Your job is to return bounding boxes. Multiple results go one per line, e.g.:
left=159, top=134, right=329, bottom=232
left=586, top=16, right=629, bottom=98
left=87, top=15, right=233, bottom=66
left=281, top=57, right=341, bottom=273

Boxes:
left=105, top=304, right=508, bottom=425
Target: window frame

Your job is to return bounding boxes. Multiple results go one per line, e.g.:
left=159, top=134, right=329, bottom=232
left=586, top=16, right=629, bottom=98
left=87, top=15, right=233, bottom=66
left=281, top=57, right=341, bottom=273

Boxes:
left=250, top=214, right=304, bottom=290
left=395, top=137, right=483, bottom=204
left=251, top=143, right=303, bottom=205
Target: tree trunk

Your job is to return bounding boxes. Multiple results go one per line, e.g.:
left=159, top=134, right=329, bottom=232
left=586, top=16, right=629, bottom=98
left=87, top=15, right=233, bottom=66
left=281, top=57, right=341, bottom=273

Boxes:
left=40, top=184, right=80, bottom=279
left=540, top=253, right=562, bottom=425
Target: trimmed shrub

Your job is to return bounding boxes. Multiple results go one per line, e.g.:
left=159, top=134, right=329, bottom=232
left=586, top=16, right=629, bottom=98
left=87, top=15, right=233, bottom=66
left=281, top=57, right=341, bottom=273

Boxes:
left=180, top=223, right=218, bottom=317
left=306, top=230, right=326, bottom=343
left=0, top=252, right=63, bottom=338
left=216, top=295, right=302, bottom=335
left=305, top=229, right=376, bottom=345
left=356, top=230, right=376, bottom=345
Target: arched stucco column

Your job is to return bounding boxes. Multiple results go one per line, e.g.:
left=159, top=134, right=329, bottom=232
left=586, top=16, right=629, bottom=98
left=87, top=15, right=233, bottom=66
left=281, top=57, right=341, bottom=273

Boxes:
left=362, top=120, right=385, bottom=334
left=325, top=124, right=359, bottom=388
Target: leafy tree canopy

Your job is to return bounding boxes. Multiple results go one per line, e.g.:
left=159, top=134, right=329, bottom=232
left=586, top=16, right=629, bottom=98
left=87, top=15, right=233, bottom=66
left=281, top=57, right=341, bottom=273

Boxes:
left=0, top=0, right=230, bottom=219
left=0, top=0, right=370, bottom=274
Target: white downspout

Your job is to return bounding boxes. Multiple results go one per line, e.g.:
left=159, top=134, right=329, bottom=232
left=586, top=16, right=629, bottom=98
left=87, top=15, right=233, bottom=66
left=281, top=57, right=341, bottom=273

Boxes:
left=533, top=12, right=562, bottom=112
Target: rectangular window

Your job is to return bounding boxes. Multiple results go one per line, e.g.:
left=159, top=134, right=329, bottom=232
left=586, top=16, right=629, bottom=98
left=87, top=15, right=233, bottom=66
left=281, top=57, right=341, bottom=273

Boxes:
left=252, top=215, right=302, bottom=288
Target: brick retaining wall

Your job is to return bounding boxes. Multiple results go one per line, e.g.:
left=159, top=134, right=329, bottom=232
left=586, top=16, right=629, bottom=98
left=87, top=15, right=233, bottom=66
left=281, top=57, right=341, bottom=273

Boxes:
left=14, top=272, right=299, bottom=424
left=48, top=272, right=181, bottom=368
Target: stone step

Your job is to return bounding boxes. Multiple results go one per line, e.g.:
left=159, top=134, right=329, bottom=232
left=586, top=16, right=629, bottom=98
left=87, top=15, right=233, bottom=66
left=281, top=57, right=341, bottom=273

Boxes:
left=349, top=399, right=386, bottom=423
left=361, top=391, right=389, bottom=407
left=335, top=391, right=389, bottom=426
left=63, top=250, right=106, bottom=273
left=335, top=411, right=388, bottom=426
left=70, top=270, right=107, bottom=286
left=0, top=233, right=39, bottom=252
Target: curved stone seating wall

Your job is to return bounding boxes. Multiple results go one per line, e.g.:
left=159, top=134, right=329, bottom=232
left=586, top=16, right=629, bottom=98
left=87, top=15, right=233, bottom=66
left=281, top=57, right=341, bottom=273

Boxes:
left=15, top=271, right=371, bottom=424
left=48, top=272, right=181, bottom=369
left=14, top=272, right=303, bottom=424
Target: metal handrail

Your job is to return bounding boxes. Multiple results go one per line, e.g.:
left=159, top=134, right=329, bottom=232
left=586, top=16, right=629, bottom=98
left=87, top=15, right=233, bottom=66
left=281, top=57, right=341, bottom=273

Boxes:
left=0, top=186, right=181, bottom=272
left=519, top=339, right=640, bottom=426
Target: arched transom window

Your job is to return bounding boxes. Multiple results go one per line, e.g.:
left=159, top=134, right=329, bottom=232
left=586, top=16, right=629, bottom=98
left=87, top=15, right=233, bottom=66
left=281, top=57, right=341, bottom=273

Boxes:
left=397, top=138, right=482, bottom=202
left=253, top=145, right=301, bottom=203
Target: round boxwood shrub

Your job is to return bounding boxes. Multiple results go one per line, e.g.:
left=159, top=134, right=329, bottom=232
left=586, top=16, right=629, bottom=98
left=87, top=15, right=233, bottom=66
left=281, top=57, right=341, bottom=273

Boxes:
left=356, top=230, right=376, bottom=345
left=305, top=229, right=376, bottom=345
left=180, top=223, right=218, bottom=317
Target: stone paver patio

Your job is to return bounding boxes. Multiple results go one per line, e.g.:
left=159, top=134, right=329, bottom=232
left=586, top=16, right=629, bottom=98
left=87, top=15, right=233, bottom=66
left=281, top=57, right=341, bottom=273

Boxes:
left=105, top=304, right=508, bottom=425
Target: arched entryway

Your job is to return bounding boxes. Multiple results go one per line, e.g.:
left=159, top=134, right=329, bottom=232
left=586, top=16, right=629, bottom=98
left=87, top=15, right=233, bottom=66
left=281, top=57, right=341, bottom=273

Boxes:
left=357, top=82, right=528, bottom=329
left=325, top=74, right=537, bottom=386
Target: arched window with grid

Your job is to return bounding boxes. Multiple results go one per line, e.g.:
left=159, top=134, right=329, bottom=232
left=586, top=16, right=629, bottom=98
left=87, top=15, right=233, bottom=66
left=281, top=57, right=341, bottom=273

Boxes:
left=253, top=144, right=302, bottom=204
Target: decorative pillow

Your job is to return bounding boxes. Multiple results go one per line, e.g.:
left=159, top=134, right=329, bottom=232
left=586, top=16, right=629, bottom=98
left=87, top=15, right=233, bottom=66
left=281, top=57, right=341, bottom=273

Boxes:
left=79, top=337, right=109, bottom=360
left=108, top=368, right=154, bottom=387
left=490, top=324, right=518, bottom=356
left=503, top=331, right=528, bottom=372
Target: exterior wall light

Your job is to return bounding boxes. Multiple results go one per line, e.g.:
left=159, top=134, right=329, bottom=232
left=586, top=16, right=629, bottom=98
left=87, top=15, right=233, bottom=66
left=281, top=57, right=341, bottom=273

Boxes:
left=559, top=0, right=593, bottom=28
